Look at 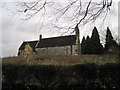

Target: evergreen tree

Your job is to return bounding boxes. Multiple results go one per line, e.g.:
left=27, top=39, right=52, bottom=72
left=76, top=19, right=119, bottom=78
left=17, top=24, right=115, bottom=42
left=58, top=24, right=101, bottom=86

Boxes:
left=90, top=27, right=104, bottom=54
left=104, top=27, right=118, bottom=54
left=84, top=36, right=92, bottom=54
left=81, top=36, right=86, bottom=54
left=105, top=27, right=113, bottom=51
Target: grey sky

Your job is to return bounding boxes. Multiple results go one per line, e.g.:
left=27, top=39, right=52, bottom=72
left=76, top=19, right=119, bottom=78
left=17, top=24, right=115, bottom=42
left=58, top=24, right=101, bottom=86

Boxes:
left=0, top=0, right=119, bottom=58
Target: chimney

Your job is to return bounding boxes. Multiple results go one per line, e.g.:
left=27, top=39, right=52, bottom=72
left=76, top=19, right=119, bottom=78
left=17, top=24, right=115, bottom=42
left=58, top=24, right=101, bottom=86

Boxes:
left=39, top=35, right=42, bottom=41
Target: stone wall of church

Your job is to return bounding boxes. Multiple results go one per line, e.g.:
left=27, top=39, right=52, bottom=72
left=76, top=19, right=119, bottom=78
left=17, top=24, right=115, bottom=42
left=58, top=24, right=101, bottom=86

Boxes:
left=35, top=45, right=76, bottom=55
left=72, top=45, right=78, bottom=55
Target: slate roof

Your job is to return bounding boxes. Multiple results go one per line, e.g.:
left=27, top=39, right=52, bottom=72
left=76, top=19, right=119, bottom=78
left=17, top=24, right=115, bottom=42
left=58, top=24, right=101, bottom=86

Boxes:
left=36, top=35, right=76, bottom=48
left=19, top=40, right=38, bottom=52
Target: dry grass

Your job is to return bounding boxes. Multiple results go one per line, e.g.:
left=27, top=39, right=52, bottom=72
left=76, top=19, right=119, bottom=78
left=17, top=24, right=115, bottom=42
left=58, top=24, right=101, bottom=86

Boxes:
left=2, top=54, right=119, bottom=66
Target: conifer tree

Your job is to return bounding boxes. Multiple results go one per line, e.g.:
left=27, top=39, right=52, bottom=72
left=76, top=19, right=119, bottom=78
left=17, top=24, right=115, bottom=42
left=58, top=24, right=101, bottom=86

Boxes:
left=90, top=27, right=104, bottom=54
left=104, top=27, right=118, bottom=54
left=81, top=36, right=86, bottom=54
left=84, top=36, right=92, bottom=54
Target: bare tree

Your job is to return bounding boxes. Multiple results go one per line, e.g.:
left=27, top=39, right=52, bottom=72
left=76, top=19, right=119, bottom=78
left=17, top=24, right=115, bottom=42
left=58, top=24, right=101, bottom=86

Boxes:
left=16, top=0, right=113, bottom=34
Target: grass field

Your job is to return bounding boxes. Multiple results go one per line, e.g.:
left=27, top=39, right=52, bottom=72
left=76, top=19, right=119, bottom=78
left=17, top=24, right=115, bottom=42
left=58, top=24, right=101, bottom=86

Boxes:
left=2, top=54, right=119, bottom=66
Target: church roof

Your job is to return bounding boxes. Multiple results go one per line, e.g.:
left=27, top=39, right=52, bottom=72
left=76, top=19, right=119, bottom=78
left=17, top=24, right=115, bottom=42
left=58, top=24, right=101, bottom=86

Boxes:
left=36, top=35, right=76, bottom=48
left=19, top=35, right=76, bottom=53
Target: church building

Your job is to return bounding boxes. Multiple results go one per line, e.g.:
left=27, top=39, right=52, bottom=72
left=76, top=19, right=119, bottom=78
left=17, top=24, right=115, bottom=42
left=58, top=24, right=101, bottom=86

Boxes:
left=18, top=25, right=81, bottom=55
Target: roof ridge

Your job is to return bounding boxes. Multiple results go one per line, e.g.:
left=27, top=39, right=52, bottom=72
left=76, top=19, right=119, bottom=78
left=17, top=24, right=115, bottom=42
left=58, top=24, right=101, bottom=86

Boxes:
left=42, top=35, right=76, bottom=40
left=24, top=40, right=38, bottom=42
left=36, top=35, right=76, bottom=48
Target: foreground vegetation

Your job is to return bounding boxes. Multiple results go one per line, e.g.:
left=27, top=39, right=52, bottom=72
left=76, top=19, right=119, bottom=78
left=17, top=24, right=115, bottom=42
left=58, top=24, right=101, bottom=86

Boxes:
left=2, top=55, right=120, bottom=89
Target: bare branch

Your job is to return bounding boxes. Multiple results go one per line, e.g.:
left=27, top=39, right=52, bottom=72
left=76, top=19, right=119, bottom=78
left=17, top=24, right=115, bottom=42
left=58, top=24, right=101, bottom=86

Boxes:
left=16, top=0, right=113, bottom=35
left=77, top=0, right=92, bottom=25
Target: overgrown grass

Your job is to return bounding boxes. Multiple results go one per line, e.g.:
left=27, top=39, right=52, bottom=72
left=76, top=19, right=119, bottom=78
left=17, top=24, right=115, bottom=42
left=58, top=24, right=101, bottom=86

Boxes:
left=2, top=54, right=119, bottom=66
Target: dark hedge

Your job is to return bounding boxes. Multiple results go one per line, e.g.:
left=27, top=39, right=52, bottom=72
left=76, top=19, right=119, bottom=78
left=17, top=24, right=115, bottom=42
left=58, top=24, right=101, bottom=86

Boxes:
left=2, top=63, right=120, bottom=90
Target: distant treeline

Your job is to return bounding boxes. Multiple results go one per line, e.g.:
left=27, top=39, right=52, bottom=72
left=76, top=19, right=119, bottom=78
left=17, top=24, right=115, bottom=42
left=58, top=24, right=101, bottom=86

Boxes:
left=81, top=27, right=118, bottom=54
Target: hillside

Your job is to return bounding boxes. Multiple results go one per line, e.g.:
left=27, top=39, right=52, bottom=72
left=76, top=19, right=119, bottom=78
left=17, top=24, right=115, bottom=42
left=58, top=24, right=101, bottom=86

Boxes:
left=2, top=54, right=119, bottom=65
left=2, top=55, right=120, bottom=89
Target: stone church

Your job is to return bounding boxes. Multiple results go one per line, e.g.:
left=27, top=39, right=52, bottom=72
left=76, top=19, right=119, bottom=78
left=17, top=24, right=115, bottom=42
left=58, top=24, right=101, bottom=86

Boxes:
left=18, top=25, right=81, bottom=55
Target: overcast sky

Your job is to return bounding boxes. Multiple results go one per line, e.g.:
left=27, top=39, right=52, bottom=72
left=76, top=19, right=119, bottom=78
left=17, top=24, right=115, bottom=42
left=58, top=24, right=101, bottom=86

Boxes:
left=0, top=0, right=119, bottom=58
